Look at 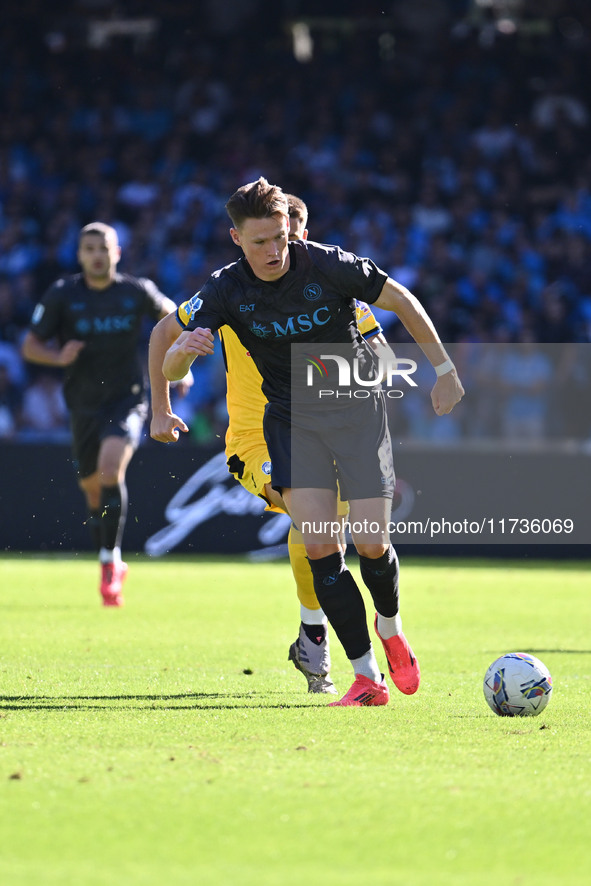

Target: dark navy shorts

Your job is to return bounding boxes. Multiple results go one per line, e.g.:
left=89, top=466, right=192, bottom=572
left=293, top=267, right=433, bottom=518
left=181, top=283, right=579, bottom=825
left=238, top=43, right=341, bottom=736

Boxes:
left=70, top=395, right=148, bottom=479
left=263, top=393, right=395, bottom=501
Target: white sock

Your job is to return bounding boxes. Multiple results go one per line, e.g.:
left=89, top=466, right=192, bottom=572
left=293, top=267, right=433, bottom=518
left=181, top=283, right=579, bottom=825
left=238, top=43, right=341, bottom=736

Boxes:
left=300, top=604, right=327, bottom=626
left=99, top=547, right=121, bottom=566
left=376, top=612, right=402, bottom=640
left=350, top=647, right=382, bottom=683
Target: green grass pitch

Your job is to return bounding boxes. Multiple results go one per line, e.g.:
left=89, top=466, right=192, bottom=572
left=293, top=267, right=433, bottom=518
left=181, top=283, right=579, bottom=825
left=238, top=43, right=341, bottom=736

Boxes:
left=0, top=554, right=589, bottom=886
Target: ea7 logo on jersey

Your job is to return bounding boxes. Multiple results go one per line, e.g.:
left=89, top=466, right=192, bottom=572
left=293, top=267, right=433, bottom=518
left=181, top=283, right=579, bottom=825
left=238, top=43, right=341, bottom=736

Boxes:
left=186, top=293, right=203, bottom=320
left=240, top=304, right=255, bottom=312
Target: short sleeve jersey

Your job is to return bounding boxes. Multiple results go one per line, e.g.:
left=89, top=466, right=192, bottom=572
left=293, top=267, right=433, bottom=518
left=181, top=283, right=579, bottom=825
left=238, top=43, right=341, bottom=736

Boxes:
left=29, top=273, right=169, bottom=411
left=177, top=240, right=388, bottom=410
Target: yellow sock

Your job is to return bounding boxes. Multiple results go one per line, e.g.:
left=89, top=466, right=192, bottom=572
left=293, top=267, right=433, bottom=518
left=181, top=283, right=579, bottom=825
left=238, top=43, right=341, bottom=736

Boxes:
left=288, top=524, right=321, bottom=611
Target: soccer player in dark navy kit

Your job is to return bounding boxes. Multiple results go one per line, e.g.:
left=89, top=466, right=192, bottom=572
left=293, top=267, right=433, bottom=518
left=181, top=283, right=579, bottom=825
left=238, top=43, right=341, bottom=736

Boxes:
left=150, top=195, right=394, bottom=697
left=156, top=179, right=464, bottom=706
left=22, top=223, right=178, bottom=606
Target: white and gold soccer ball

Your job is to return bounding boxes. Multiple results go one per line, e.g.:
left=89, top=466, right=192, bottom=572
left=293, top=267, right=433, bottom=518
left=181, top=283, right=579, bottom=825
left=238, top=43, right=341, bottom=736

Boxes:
left=483, top=652, right=553, bottom=717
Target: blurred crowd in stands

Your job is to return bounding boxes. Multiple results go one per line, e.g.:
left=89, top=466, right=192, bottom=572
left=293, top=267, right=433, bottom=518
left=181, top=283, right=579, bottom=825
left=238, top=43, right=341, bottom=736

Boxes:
left=1, top=0, right=590, bottom=445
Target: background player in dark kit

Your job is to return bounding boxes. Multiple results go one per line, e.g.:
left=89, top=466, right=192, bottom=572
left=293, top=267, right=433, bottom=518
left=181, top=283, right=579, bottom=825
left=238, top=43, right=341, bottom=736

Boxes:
left=22, top=222, right=178, bottom=606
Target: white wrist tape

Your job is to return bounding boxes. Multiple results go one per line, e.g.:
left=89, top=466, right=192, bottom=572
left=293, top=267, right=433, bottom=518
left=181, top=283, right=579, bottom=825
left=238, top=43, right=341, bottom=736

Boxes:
left=434, top=358, right=455, bottom=377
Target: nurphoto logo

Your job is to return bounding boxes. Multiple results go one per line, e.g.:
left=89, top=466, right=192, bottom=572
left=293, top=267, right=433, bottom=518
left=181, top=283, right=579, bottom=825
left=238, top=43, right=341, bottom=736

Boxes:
left=304, top=352, right=418, bottom=399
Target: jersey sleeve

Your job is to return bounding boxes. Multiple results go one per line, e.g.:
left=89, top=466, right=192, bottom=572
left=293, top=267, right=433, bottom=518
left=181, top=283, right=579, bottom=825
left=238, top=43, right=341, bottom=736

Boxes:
left=137, top=277, right=171, bottom=319
left=355, top=300, right=382, bottom=339
left=28, top=280, right=66, bottom=341
left=342, top=250, right=388, bottom=305
left=313, top=242, right=389, bottom=305
left=176, top=280, right=226, bottom=333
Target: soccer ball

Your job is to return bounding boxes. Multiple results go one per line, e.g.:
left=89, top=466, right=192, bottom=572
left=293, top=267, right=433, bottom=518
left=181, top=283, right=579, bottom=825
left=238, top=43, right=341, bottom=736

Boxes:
left=483, top=653, right=553, bottom=717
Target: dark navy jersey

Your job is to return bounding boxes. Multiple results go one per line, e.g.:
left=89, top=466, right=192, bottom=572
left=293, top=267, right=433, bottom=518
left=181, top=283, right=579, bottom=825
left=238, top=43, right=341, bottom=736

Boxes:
left=178, top=240, right=389, bottom=409
left=29, top=273, right=169, bottom=412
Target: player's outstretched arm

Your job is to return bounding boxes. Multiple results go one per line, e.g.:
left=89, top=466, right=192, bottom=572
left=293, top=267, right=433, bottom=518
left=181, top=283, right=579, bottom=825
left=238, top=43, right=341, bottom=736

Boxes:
left=21, top=331, right=85, bottom=367
left=149, top=313, right=190, bottom=443
left=373, top=278, right=465, bottom=415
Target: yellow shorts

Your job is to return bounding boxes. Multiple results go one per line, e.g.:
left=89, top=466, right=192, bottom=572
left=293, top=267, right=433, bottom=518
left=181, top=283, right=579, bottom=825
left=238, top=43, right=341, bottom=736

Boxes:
left=226, top=440, right=285, bottom=514
left=226, top=437, right=349, bottom=517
